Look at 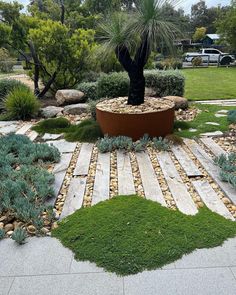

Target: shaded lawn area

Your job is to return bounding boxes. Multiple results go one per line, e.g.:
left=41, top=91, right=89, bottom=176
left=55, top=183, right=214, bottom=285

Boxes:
left=182, top=67, right=236, bottom=101
left=52, top=195, right=236, bottom=276
left=174, top=104, right=236, bottom=138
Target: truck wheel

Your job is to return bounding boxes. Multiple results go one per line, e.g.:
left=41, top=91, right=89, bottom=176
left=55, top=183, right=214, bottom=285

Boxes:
left=220, top=57, right=231, bottom=65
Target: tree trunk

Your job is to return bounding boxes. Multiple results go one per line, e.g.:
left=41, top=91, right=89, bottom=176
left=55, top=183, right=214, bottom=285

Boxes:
left=128, top=69, right=145, bottom=105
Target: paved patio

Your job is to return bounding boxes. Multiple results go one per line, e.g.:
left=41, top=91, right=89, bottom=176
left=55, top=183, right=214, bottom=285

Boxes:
left=1, top=236, right=236, bottom=295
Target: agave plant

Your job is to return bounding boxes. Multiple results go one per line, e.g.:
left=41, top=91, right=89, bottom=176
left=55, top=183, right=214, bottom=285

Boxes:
left=98, top=0, right=180, bottom=106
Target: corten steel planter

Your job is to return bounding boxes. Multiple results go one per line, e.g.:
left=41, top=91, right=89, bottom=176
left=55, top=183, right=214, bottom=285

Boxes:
left=96, top=105, right=175, bottom=141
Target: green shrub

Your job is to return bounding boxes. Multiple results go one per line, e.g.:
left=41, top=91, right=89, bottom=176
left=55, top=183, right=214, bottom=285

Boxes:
left=11, top=228, right=27, bottom=245
left=65, top=119, right=103, bottom=142
left=214, top=153, right=236, bottom=189
left=155, top=58, right=183, bottom=70
left=0, top=79, right=30, bottom=112
left=4, top=86, right=40, bottom=120
left=87, top=98, right=106, bottom=120
left=0, top=228, right=5, bottom=240
left=228, top=110, right=236, bottom=124
left=192, top=57, right=203, bottom=67
left=97, top=72, right=129, bottom=98
left=144, top=70, right=185, bottom=97
left=32, top=117, right=71, bottom=134
left=0, top=134, right=60, bottom=227
left=0, top=48, right=15, bottom=73
left=77, top=82, right=98, bottom=101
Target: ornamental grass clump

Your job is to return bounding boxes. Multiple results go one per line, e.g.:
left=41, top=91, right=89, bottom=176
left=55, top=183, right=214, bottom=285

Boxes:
left=4, top=86, right=40, bottom=120
left=214, top=153, right=236, bottom=189
left=11, top=228, right=27, bottom=245
left=228, top=110, right=236, bottom=124
left=0, top=134, right=60, bottom=230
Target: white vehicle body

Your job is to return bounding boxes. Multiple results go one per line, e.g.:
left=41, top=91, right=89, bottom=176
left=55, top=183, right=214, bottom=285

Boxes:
left=185, top=48, right=235, bottom=64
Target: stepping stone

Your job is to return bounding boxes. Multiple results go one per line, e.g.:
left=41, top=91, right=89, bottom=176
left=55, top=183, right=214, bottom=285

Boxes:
left=136, top=152, right=166, bottom=206
left=46, top=139, right=76, bottom=153
left=192, top=180, right=234, bottom=220
left=48, top=153, right=73, bottom=205
left=27, top=130, right=38, bottom=141
left=200, top=138, right=227, bottom=157
left=15, top=123, right=32, bottom=135
left=200, top=131, right=223, bottom=137
left=92, top=152, right=110, bottom=205
left=0, top=124, right=18, bottom=134
left=117, top=151, right=135, bottom=196
left=217, top=110, right=229, bottom=114
left=157, top=151, right=198, bottom=215
left=189, top=128, right=197, bottom=132
left=73, top=143, right=93, bottom=176
left=184, top=139, right=236, bottom=204
left=205, top=122, right=220, bottom=126
left=0, top=121, right=17, bottom=127
left=215, top=114, right=227, bottom=118
left=60, top=177, right=86, bottom=218
left=42, top=133, right=62, bottom=141
left=171, top=145, right=202, bottom=177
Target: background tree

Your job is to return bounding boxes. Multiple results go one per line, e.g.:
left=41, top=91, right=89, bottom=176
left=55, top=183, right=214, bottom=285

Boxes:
left=99, top=0, right=179, bottom=105
left=192, top=27, right=206, bottom=42
left=216, top=1, right=236, bottom=51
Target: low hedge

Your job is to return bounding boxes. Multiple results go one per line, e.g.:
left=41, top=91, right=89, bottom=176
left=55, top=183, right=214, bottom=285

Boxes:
left=144, top=70, right=185, bottom=97
left=96, top=70, right=185, bottom=98
left=77, top=82, right=98, bottom=101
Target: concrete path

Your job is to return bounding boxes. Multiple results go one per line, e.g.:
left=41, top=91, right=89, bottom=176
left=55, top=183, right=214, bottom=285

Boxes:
left=1, top=237, right=236, bottom=295
left=193, top=99, right=236, bottom=107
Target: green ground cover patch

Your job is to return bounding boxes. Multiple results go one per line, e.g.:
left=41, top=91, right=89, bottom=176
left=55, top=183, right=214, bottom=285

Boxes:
left=52, top=195, right=236, bottom=276
left=174, top=104, right=236, bottom=138
left=183, top=67, right=236, bottom=101
left=32, top=118, right=103, bottom=143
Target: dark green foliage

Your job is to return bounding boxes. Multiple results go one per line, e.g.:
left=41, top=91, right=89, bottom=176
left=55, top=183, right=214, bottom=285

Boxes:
left=4, top=86, right=40, bottom=120
left=33, top=118, right=103, bottom=143
left=77, top=82, right=98, bottom=101
left=65, top=119, right=103, bottom=143
left=0, top=79, right=30, bottom=112
left=144, top=70, right=185, bottom=97
left=0, top=228, right=5, bottom=240
left=97, top=135, right=169, bottom=153
left=155, top=58, right=183, bottom=70
left=32, top=117, right=71, bottom=134
left=53, top=195, right=236, bottom=276
left=228, top=110, right=236, bottom=124
left=214, top=153, right=236, bottom=189
left=0, top=134, right=60, bottom=225
left=97, top=72, right=129, bottom=98
left=11, top=228, right=27, bottom=245
left=87, top=98, right=106, bottom=120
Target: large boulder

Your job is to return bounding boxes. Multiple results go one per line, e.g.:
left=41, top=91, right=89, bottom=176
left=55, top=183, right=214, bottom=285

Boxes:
left=40, top=106, right=63, bottom=118
left=63, top=103, right=88, bottom=115
left=56, top=89, right=85, bottom=106
left=162, top=96, right=188, bottom=110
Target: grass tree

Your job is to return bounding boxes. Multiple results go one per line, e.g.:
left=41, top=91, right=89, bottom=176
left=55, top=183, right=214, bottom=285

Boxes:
left=99, top=0, right=179, bottom=105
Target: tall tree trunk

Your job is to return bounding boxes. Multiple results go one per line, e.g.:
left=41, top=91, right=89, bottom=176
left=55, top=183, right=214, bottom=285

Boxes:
left=28, top=41, right=40, bottom=96
left=128, top=68, right=145, bottom=105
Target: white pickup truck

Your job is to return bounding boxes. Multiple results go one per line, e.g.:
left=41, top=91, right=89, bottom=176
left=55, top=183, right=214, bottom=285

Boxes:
left=184, top=48, right=235, bottom=65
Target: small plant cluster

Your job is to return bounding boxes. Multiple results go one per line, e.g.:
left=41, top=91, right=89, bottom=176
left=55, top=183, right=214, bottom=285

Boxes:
left=155, top=58, right=183, bottom=70
left=0, top=134, right=60, bottom=235
left=97, top=135, right=170, bottom=153
left=0, top=80, right=40, bottom=120
left=214, top=153, right=236, bottom=189
left=228, top=110, right=236, bottom=124
left=33, top=118, right=103, bottom=143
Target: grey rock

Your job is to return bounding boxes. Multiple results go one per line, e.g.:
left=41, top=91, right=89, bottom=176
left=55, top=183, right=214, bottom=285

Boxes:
left=0, top=124, right=18, bottom=134
left=200, top=131, right=223, bottom=137
left=163, top=96, right=188, bottom=110
left=189, top=128, right=197, bottom=132
left=41, top=106, right=63, bottom=118
left=56, top=89, right=84, bottom=106
left=42, top=133, right=62, bottom=141
left=215, top=114, right=227, bottom=118
left=63, top=103, right=88, bottom=115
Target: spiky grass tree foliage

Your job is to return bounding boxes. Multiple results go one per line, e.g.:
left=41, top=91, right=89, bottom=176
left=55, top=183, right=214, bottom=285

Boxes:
left=98, top=0, right=179, bottom=105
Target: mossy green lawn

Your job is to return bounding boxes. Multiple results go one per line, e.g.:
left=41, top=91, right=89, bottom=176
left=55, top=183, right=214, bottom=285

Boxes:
left=52, top=195, right=236, bottom=276
left=174, top=104, right=236, bottom=138
left=32, top=118, right=103, bottom=142
left=183, top=67, right=236, bottom=101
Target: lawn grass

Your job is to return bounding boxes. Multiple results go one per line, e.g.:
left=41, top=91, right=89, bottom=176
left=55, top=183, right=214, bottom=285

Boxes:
left=32, top=118, right=103, bottom=142
left=174, top=104, right=236, bottom=138
left=182, top=67, right=236, bottom=101
left=52, top=195, right=236, bottom=276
